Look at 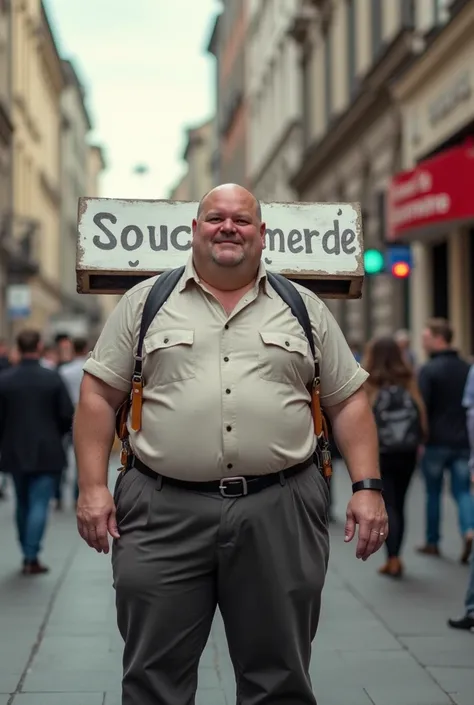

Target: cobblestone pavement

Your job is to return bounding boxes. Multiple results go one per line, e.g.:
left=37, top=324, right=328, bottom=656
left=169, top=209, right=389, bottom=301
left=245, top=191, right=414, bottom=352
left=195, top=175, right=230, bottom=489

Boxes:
left=0, top=459, right=473, bottom=705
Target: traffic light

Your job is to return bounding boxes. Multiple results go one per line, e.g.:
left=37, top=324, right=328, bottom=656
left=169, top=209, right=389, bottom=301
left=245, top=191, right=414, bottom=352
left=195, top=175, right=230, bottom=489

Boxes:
left=386, top=245, right=413, bottom=279
left=364, top=249, right=385, bottom=275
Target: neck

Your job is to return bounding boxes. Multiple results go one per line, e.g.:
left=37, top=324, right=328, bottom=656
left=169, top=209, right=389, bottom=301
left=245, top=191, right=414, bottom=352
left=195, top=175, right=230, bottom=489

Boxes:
left=22, top=354, right=40, bottom=361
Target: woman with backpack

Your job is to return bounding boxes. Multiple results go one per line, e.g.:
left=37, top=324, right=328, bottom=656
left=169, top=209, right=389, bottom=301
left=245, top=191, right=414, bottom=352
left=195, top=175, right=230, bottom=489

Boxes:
left=363, top=337, right=428, bottom=578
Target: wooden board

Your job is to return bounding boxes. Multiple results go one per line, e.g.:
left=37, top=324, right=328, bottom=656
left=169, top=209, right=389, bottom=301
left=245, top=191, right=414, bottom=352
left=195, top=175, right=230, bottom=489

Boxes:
left=76, top=198, right=365, bottom=299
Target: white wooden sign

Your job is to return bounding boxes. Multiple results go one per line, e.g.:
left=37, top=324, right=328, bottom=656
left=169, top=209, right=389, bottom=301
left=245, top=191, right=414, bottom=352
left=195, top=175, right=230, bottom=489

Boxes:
left=76, top=198, right=364, bottom=298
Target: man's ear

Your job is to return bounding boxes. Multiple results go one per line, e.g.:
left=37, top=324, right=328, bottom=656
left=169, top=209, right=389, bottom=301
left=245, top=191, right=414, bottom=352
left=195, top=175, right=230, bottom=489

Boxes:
left=192, top=218, right=197, bottom=237
left=260, top=221, right=266, bottom=248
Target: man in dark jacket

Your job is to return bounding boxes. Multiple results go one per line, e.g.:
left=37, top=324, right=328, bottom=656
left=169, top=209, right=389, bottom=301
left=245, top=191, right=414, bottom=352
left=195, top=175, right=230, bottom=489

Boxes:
left=418, top=318, right=473, bottom=563
left=0, top=329, right=74, bottom=575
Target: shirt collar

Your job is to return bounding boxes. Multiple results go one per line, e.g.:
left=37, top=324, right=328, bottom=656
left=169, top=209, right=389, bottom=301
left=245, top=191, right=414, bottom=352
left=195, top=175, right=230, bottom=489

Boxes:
left=178, top=254, right=272, bottom=297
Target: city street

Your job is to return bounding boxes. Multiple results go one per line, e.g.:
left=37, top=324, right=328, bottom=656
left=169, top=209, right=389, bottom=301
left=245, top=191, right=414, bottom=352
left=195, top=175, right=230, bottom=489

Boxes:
left=0, top=460, right=473, bottom=705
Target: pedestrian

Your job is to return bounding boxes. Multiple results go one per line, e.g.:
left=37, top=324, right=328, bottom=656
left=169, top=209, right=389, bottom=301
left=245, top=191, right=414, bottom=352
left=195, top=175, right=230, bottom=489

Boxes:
left=394, top=328, right=417, bottom=370
left=363, top=336, right=427, bottom=577
left=0, top=329, right=74, bottom=574
left=448, top=364, right=474, bottom=631
left=74, top=184, right=388, bottom=705
left=417, top=318, right=473, bottom=563
left=59, top=337, right=90, bottom=504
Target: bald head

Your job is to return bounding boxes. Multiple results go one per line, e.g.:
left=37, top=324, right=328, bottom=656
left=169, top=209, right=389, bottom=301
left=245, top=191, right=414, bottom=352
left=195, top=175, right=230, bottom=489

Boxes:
left=197, top=184, right=262, bottom=221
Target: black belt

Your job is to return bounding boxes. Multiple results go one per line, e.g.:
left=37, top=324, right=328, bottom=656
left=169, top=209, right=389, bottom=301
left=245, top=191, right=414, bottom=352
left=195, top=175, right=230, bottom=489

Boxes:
left=131, top=455, right=316, bottom=498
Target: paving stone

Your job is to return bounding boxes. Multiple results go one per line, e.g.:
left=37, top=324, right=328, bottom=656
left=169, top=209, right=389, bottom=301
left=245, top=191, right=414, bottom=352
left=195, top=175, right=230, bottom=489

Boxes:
left=427, top=667, right=474, bottom=695
left=21, top=669, right=118, bottom=692
left=0, top=672, right=22, bottom=694
left=14, top=695, right=104, bottom=705
left=399, top=635, right=474, bottom=667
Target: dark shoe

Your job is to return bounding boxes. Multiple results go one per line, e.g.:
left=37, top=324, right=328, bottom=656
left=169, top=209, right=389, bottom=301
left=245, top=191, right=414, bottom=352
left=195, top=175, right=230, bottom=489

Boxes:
left=460, top=536, right=473, bottom=565
left=417, top=544, right=440, bottom=557
left=22, top=560, right=50, bottom=576
left=448, top=614, right=474, bottom=631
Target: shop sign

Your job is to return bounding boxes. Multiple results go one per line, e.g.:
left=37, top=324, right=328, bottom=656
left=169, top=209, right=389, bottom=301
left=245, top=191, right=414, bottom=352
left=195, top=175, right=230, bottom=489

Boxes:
left=386, top=143, right=474, bottom=241
left=7, top=284, right=31, bottom=319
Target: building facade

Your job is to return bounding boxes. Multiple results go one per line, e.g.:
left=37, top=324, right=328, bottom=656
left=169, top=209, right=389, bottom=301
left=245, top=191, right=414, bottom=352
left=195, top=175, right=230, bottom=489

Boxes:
left=0, top=0, right=14, bottom=335
left=84, top=143, right=116, bottom=326
left=168, top=118, right=215, bottom=201
left=46, top=58, right=102, bottom=340
left=247, top=0, right=302, bottom=201
left=11, top=0, right=64, bottom=335
left=388, top=0, right=474, bottom=361
left=290, top=0, right=450, bottom=345
left=207, top=0, right=248, bottom=186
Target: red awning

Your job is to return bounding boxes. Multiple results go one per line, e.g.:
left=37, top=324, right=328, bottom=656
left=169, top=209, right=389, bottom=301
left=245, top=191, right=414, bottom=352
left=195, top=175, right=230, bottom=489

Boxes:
left=386, top=142, right=474, bottom=242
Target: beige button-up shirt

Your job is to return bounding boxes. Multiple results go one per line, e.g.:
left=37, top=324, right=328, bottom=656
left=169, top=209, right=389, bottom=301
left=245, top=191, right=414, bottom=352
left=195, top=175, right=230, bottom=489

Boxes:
left=84, top=256, right=368, bottom=481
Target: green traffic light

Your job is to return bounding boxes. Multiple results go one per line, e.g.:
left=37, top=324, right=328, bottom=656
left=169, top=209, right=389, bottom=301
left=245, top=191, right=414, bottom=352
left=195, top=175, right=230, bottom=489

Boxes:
left=364, top=249, right=385, bottom=274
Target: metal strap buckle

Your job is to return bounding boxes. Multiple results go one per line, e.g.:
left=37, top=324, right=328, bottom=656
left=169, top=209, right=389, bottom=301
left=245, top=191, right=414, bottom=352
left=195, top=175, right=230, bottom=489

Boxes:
left=219, top=476, right=248, bottom=498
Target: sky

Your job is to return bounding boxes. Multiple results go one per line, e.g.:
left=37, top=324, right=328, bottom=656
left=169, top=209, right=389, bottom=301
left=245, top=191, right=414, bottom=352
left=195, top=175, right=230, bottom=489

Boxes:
left=44, top=0, right=220, bottom=199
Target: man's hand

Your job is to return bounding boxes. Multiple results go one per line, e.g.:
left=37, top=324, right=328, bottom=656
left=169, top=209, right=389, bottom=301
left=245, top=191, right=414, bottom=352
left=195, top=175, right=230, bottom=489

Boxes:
left=344, top=490, right=388, bottom=560
left=76, top=485, right=120, bottom=554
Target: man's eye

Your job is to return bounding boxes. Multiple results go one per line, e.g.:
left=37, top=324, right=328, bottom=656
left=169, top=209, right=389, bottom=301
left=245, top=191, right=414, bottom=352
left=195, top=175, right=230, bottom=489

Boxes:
left=236, top=219, right=249, bottom=225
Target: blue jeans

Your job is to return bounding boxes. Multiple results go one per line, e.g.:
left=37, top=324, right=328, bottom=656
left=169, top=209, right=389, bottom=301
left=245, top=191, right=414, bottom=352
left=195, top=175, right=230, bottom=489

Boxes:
left=421, top=446, right=474, bottom=545
left=12, top=474, right=56, bottom=561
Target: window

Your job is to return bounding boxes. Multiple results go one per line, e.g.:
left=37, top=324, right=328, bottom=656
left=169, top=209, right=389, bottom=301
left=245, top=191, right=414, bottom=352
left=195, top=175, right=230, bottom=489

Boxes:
left=346, top=0, right=357, bottom=97
left=323, top=28, right=332, bottom=126
left=433, top=0, right=449, bottom=25
left=371, top=0, right=383, bottom=61
left=401, top=0, right=415, bottom=28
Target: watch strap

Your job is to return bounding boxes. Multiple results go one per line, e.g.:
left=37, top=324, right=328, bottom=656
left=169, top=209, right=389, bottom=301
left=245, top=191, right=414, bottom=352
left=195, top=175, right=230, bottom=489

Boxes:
left=352, top=478, right=383, bottom=493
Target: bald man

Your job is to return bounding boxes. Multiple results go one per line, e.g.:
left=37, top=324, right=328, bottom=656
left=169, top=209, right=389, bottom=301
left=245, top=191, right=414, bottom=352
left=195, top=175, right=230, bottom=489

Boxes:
left=75, top=184, right=387, bottom=705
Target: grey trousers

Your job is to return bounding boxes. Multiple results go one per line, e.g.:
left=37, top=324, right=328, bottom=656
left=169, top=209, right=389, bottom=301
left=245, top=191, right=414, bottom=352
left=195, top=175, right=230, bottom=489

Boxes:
left=112, top=463, right=330, bottom=705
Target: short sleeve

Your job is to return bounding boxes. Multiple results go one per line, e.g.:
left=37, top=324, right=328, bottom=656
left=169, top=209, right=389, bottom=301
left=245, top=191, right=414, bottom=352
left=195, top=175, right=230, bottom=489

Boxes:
left=83, top=294, right=135, bottom=392
left=304, top=295, right=369, bottom=407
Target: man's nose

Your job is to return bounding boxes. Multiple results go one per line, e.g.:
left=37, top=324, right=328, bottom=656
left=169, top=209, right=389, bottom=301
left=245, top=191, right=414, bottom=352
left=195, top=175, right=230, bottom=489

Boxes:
left=220, top=218, right=236, bottom=231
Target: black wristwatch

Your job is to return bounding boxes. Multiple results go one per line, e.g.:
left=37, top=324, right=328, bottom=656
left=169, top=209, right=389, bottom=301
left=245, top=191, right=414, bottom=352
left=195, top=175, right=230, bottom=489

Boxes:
left=352, top=478, right=383, bottom=493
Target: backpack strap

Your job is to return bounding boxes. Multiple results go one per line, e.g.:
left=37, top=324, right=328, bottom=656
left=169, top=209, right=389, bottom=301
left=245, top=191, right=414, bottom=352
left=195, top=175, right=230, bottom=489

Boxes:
left=266, top=271, right=332, bottom=481
left=129, top=266, right=185, bottom=432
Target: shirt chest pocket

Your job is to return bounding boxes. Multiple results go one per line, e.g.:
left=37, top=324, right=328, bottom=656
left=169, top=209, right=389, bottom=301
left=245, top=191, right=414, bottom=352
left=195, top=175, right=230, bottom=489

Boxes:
left=143, top=329, right=196, bottom=386
left=258, top=331, right=311, bottom=385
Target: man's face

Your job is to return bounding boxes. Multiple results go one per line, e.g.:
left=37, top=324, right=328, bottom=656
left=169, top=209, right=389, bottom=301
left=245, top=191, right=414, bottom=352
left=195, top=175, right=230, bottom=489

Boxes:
left=422, top=327, right=435, bottom=354
left=192, top=188, right=265, bottom=269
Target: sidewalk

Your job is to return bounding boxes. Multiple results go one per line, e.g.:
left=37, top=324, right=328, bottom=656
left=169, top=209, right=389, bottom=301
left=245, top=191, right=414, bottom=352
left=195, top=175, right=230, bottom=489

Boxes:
left=0, top=461, right=473, bottom=705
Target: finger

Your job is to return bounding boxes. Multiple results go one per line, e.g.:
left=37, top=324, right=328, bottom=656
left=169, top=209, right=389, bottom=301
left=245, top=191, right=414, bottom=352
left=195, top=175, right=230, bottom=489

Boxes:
left=356, top=523, right=371, bottom=559
left=107, top=510, right=120, bottom=540
left=78, top=523, right=94, bottom=549
left=89, top=525, right=105, bottom=553
left=344, top=512, right=356, bottom=543
left=361, top=529, right=381, bottom=560
left=95, top=523, right=110, bottom=554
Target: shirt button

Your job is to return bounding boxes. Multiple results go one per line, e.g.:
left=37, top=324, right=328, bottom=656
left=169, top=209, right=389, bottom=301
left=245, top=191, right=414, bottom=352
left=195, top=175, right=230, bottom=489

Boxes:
left=226, top=388, right=231, bottom=394
left=164, top=337, right=169, bottom=344
left=225, top=324, right=229, bottom=330
left=285, top=340, right=290, bottom=347
left=226, top=425, right=232, bottom=432
left=227, top=463, right=233, bottom=469
left=224, top=356, right=229, bottom=362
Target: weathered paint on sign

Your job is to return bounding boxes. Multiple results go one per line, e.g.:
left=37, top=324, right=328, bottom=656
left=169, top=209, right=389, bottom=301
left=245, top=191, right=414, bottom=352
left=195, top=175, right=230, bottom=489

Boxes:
left=76, top=198, right=365, bottom=298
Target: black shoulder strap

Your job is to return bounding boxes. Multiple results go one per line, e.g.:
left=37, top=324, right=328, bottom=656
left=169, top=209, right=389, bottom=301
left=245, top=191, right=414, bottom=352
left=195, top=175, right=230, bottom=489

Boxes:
left=133, top=266, right=185, bottom=379
left=266, top=271, right=319, bottom=377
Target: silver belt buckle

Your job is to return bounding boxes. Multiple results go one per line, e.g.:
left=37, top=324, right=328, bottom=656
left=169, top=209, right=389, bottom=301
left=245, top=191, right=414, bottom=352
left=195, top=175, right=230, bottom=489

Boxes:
left=219, top=476, right=248, bottom=498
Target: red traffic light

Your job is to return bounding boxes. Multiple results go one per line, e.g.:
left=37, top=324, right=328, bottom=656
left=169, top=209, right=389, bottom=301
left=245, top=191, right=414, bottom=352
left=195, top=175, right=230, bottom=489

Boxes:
left=392, top=262, right=411, bottom=278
